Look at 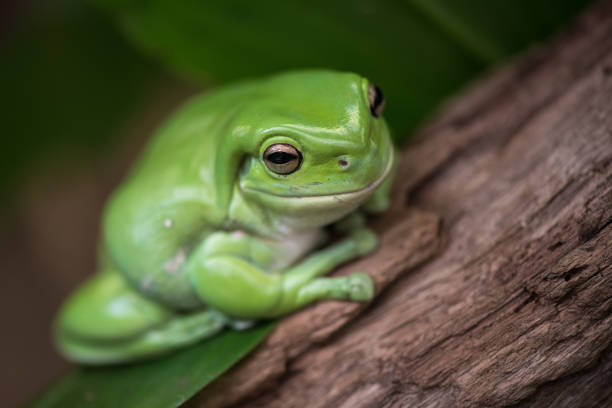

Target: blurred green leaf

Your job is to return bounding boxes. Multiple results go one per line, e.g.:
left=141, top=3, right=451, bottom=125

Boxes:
left=0, top=0, right=164, bottom=203
left=27, top=322, right=274, bottom=408
left=96, top=0, right=590, bottom=140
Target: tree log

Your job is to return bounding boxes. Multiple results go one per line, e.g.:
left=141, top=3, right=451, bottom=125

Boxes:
left=190, top=2, right=612, bottom=407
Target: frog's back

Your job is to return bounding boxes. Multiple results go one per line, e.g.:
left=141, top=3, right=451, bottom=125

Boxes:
left=101, top=82, right=258, bottom=308
left=121, top=82, right=258, bottom=208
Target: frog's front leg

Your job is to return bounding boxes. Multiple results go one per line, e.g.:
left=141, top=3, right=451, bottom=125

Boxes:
left=332, top=159, right=395, bottom=235
left=187, top=229, right=377, bottom=319
left=332, top=211, right=366, bottom=234
left=362, top=150, right=396, bottom=214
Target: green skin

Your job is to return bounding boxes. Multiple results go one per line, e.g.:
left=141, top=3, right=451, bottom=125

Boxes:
left=55, top=70, right=395, bottom=364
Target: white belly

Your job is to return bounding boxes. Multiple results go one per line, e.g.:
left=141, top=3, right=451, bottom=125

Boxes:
left=267, top=228, right=324, bottom=272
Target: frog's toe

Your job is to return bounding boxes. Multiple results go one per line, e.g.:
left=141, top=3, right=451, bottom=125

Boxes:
left=347, top=272, right=375, bottom=302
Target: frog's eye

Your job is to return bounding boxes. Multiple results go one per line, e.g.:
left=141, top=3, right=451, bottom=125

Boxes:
left=263, top=143, right=302, bottom=175
left=368, top=83, right=385, bottom=118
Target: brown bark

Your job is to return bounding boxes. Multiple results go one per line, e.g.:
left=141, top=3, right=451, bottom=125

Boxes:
left=189, top=2, right=612, bottom=407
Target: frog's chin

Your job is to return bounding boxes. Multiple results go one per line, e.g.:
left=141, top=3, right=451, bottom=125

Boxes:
left=241, top=155, right=393, bottom=231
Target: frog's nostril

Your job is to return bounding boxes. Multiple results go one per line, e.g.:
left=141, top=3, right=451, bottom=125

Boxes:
left=338, top=158, right=349, bottom=168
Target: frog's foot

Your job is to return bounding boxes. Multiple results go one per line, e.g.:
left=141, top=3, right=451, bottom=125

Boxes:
left=57, top=309, right=228, bottom=364
left=55, top=271, right=228, bottom=364
left=276, top=272, right=375, bottom=315
left=345, top=272, right=375, bottom=301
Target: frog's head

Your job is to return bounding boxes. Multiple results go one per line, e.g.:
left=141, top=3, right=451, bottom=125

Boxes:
left=224, top=70, right=393, bottom=232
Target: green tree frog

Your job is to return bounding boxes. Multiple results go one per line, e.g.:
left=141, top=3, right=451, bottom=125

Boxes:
left=55, top=70, right=394, bottom=364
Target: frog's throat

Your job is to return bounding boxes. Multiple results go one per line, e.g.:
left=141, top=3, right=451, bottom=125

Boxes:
left=242, top=148, right=394, bottom=202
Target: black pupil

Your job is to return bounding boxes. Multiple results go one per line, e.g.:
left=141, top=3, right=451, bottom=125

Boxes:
left=267, top=152, right=296, bottom=164
left=370, top=85, right=384, bottom=117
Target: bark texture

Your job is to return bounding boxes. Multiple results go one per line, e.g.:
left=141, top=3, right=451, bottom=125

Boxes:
left=190, top=2, right=612, bottom=407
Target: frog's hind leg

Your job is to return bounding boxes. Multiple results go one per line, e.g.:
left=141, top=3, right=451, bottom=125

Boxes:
left=57, top=309, right=227, bottom=364
left=55, top=269, right=227, bottom=364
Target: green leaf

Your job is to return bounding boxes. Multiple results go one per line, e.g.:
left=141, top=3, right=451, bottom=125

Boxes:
left=27, top=322, right=275, bottom=408
left=96, top=0, right=591, bottom=139
left=0, top=0, right=163, bottom=205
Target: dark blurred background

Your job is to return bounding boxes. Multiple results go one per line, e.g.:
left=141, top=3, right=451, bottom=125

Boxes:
left=0, top=0, right=592, bottom=405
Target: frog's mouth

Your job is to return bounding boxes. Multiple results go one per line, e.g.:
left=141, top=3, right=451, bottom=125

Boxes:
left=242, top=148, right=393, bottom=205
